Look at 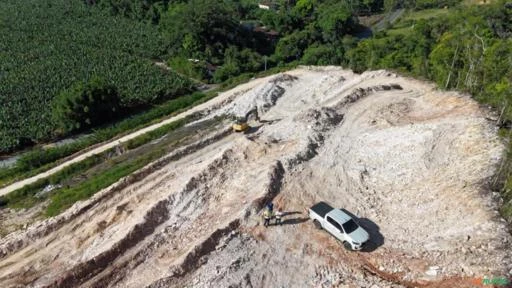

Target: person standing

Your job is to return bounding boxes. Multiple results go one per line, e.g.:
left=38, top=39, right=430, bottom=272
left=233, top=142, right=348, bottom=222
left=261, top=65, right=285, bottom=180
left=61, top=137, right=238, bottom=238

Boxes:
left=274, top=208, right=283, bottom=225
left=263, top=208, right=272, bottom=227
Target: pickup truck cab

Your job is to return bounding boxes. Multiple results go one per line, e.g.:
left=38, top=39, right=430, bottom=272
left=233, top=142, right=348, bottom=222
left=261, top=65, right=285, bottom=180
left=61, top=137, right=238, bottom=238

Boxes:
left=309, top=201, right=369, bottom=250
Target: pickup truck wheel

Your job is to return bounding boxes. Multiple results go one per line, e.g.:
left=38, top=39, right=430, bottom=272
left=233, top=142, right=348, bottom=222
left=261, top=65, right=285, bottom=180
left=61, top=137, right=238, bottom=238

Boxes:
left=313, top=219, right=322, bottom=229
left=343, top=241, right=352, bottom=251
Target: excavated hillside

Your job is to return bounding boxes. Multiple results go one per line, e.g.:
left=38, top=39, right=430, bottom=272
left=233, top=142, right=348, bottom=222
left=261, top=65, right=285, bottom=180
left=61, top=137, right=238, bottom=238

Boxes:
left=0, top=66, right=510, bottom=288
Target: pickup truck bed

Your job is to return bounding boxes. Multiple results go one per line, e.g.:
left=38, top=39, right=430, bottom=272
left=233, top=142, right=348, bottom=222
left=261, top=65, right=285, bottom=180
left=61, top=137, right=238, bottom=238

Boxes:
left=310, top=201, right=333, bottom=218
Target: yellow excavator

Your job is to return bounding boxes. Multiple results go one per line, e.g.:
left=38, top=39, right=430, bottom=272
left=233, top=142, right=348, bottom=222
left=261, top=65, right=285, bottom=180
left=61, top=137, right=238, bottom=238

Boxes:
left=232, top=108, right=259, bottom=132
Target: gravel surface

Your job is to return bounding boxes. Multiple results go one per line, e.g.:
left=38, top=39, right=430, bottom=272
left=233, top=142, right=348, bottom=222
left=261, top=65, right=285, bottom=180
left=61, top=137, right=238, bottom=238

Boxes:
left=0, top=66, right=510, bottom=288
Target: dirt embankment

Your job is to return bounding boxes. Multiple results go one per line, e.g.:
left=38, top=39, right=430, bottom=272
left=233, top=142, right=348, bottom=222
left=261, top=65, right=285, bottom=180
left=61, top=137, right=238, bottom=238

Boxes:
left=0, top=66, right=510, bottom=287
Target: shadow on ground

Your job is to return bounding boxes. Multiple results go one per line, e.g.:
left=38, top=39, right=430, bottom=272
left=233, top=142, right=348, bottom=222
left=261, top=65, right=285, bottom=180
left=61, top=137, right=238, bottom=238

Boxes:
left=244, top=125, right=263, bottom=135
left=266, top=212, right=308, bottom=227
left=268, top=217, right=309, bottom=227
left=280, top=217, right=309, bottom=225
left=259, top=118, right=281, bottom=124
left=283, top=211, right=301, bottom=217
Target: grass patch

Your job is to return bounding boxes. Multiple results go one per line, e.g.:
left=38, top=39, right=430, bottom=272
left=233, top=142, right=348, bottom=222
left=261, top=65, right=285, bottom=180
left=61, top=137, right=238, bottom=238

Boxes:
left=0, top=154, right=105, bottom=209
left=358, top=14, right=386, bottom=27
left=386, top=27, right=414, bottom=36
left=388, top=8, right=449, bottom=34
left=0, top=113, right=222, bottom=217
left=0, top=92, right=209, bottom=188
left=463, top=0, right=494, bottom=5
left=403, top=8, right=449, bottom=20
left=44, top=153, right=151, bottom=217
left=123, top=118, right=189, bottom=150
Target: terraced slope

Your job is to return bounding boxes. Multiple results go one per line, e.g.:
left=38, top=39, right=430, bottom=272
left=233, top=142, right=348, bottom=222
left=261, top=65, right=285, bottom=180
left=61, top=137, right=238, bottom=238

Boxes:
left=0, top=67, right=510, bottom=288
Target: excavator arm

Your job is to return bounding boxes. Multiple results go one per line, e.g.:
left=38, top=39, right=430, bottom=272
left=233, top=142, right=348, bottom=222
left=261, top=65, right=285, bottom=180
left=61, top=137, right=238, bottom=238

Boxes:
left=232, top=108, right=259, bottom=132
left=244, top=108, right=260, bottom=122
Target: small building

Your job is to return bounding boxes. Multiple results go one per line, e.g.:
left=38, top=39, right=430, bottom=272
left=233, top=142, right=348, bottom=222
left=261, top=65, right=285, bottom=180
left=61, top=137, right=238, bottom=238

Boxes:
left=258, top=1, right=277, bottom=10
left=258, top=3, right=270, bottom=9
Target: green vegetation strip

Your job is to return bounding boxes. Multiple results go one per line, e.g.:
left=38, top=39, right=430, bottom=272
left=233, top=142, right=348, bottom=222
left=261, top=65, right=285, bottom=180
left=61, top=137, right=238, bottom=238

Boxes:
left=0, top=62, right=293, bottom=189
left=497, top=131, right=512, bottom=222
left=0, top=115, right=195, bottom=215
left=0, top=92, right=210, bottom=188
left=45, top=150, right=158, bottom=217
left=0, top=155, right=106, bottom=209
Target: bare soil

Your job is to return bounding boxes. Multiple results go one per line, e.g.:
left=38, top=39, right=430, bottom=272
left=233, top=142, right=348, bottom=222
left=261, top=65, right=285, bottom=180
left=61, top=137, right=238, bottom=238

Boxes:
left=0, top=66, right=510, bottom=287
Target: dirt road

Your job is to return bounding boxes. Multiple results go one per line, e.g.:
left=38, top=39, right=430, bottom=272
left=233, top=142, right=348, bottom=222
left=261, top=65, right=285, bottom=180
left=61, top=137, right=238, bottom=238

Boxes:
left=0, top=78, right=259, bottom=197
left=0, top=66, right=510, bottom=287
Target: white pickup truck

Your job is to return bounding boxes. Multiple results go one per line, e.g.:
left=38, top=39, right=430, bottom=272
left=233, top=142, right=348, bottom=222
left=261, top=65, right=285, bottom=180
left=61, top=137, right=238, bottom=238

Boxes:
left=309, top=201, right=370, bottom=250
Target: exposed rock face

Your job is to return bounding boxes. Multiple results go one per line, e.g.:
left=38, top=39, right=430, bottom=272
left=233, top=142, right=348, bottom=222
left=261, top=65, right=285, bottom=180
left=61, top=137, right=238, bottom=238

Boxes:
left=0, top=66, right=510, bottom=288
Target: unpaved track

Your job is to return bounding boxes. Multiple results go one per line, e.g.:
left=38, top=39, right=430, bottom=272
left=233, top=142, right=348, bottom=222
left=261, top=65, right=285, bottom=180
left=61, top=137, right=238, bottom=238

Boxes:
left=0, top=66, right=510, bottom=287
left=0, top=78, right=261, bottom=197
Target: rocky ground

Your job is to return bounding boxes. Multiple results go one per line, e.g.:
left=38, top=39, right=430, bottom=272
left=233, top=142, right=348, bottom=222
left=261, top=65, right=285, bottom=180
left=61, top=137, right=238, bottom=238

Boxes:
left=0, top=66, right=510, bottom=287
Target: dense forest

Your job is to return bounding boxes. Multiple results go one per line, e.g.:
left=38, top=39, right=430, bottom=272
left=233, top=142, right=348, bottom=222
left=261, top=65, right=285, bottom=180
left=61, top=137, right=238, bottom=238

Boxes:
left=1, top=0, right=511, bottom=150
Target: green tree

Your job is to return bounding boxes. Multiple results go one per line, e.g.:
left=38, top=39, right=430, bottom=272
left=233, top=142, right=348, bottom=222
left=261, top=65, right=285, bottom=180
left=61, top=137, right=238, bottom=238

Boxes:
left=480, top=39, right=512, bottom=120
left=213, top=46, right=263, bottom=82
left=429, top=32, right=462, bottom=89
left=294, top=0, right=317, bottom=17
left=214, top=62, right=241, bottom=83
left=301, top=44, right=339, bottom=65
left=275, top=30, right=311, bottom=62
left=315, top=1, right=354, bottom=43
left=160, top=0, right=239, bottom=61
left=483, top=39, right=512, bottom=86
left=52, top=77, right=121, bottom=134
